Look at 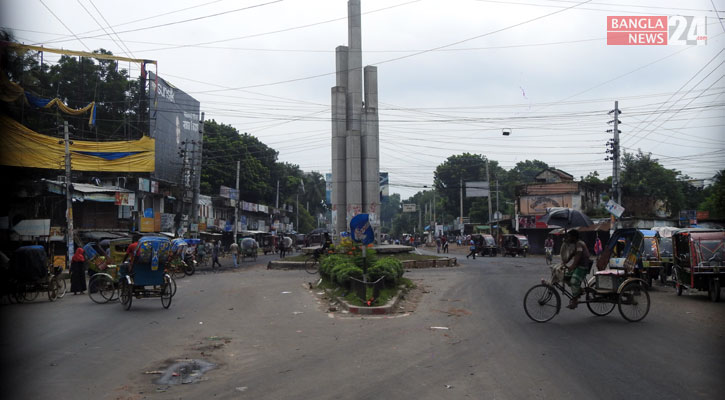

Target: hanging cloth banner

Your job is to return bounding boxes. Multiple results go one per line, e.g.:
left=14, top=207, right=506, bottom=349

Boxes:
left=25, top=91, right=96, bottom=127
left=0, top=115, right=155, bottom=172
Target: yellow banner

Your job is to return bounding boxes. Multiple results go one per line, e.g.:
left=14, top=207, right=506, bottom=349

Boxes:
left=0, top=115, right=155, bottom=172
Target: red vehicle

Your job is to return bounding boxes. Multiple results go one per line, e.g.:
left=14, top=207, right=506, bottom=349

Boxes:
left=672, top=229, right=724, bottom=302
left=502, top=234, right=529, bottom=257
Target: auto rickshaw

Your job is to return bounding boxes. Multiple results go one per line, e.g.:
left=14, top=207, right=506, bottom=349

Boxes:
left=118, top=236, right=174, bottom=310
left=502, top=234, right=529, bottom=257
left=480, top=234, right=498, bottom=257
left=261, top=234, right=278, bottom=255
left=240, top=237, right=258, bottom=262
left=671, top=228, right=724, bottom=302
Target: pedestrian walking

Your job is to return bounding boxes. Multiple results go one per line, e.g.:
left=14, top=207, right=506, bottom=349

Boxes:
left=70, top=248, right=86, bottom=294
left=279, top=236, right=286, bottom=259
left=466, top=240, right=477, bottom=259
left=230, top=241, right=239, bottom=268
left=211, top=241, right=222, bottom=269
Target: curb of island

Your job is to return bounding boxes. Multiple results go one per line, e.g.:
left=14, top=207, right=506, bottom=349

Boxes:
left=267, top=257, right=458, bottom=271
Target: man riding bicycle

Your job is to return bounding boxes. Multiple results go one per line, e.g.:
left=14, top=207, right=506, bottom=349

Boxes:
left=562, top=229, right=592, bottom=309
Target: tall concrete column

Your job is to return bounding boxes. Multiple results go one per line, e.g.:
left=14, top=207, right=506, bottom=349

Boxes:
left=362, top=65, right=379, bottom=226
left=331, top=86, right=347, bottom=238
left=347, top=0, right=363, bottom=133
left=330, top=0, right=380, bottom=241
left=331, top=46, right=349, bottom=238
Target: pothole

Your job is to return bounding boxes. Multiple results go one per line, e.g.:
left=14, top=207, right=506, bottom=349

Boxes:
left=155, top=359, right=216, bottom=385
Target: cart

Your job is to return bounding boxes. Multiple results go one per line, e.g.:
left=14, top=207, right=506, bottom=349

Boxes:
left=261, top=234, right=278, bottom=255
left=10, top=245, right=65, bottom=302
left=118, top=236, right=174, bottom=310
left=672, top=229, right=724, bottom=302
left=240, top=237, right=258, bottom=262
left=523, top=229, right=650, bottom=323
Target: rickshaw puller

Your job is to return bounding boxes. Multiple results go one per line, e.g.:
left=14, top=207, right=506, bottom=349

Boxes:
left=563, top=229, right=592, bottom=309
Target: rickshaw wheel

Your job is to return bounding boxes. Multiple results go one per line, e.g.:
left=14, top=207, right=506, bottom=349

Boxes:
left=184, top=262, right=195, bottom=276
left=585, top=290, right=615, bottom=316
left=161, top=278, right=172, bottom=309
left=708, top=279, right=720, bottom=302
left=618, top=281, right=650, bottom=322
left=168, top=275, right=177, bottom=297
left=47, top=279, right=58, bottom=302
left=55, top=276, right=67, bottom=298
left=523, top=284, right=560, bottom=323
left=120, top=280, right=132, bottom=310
left=88, top=275, right=115, bottom=304
left=23, top=285, right=39, bottom=302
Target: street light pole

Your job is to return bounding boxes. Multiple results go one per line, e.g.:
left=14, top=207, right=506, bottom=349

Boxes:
left=63, top=121, right=74, bottom=265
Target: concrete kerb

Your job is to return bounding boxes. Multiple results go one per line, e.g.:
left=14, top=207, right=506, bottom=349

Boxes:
left=268, top=257, right=459, bottom=270
left=317, top=284, right=404, bottom=315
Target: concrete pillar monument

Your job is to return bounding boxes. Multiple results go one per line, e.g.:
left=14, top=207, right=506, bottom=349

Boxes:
left=331, top=0, right=380, bottom=242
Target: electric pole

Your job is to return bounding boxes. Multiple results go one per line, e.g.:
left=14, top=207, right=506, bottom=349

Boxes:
left=486, top=159, right=492, bottom=226
left=607, top=101, right=622, bottom=204
left=459, top=178, right=463, bottom=233
left=233, top=160, right=240, bottom=242
left=63, top=121, right=74, bottom=266
left=192, top=112, right=204, bottom=233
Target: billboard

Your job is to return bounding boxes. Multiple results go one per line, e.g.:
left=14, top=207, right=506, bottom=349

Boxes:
left=325, top=173, right=332, bottom=205
left=379, top=172, right=389, bottom=198
left=402, top=204, right=417, bottom=212
left=466, top=181, right=490, bottom=197
left=148, top=72, right=201, bottom=184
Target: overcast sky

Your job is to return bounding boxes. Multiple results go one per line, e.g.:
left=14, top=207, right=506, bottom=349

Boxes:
left=2, top=0, right=724, bottom=199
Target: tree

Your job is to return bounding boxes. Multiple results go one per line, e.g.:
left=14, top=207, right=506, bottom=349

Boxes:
left=621, top=151, right=685, bottom=217
left=699, top=170, right=725, bottom=219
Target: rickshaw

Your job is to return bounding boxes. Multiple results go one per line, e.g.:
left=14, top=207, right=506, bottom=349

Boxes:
left=502, top=234, right=529, bottom=257
left=168, top=238, right=195, bottom=278
left=118, top=236, right=174, bottom=310
left=639, top=230, right=664, bottom=288
left=239, top=237, right=258, bottom=262
left=261, top=234, right=278, bottom=255
left=10, top=245, right=65, bottom=302
left=523, top=228, right=650, bottom=323
left=671, top=229, right=724, bottom=302
left=85, top=242, right=121, bottom=304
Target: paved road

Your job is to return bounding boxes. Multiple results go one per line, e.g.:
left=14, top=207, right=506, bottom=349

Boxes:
left=2, top=250, right=723, bottom=399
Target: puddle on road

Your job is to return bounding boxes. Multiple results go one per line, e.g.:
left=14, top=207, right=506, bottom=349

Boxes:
left=155, top=359, right=216, bottom=385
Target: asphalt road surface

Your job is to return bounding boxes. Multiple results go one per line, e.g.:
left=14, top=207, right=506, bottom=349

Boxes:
left=2, top=249, right=723, bottom=399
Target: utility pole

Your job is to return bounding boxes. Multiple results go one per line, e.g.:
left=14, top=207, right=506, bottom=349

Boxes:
left=486, top=159, right=492, bottom=226
left=63, top=121, right=74, bottom=266
left=234, top=160, right=240, bottom=243
left=459, top=178, right=463, bottom=233
left=192, top=112, right=204, bottom=233
left=607, top=101, right=622, bottom=204
left=296, top=192, right=299, bottom=233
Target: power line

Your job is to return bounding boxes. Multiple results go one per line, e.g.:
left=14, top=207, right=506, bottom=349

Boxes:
left=38, top=0, right=92, bottom=51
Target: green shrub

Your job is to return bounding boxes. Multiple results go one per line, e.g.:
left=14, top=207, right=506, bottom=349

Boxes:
left=335, top=264, right=363, bottom=286
left=351, top=247, right=377, bottom=269
left=368, top=257, right=404, bottom=285
left=320, top=254, right=346, bottom=278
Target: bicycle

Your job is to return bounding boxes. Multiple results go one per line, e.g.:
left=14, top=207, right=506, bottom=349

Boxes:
left=304, top=250, right=323, bottom=274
